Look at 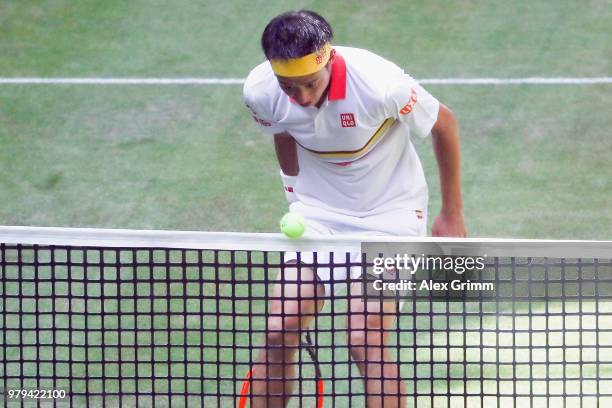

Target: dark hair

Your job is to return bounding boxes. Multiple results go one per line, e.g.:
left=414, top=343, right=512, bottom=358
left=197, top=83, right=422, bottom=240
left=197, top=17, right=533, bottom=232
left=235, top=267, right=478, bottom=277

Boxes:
left=261, top=10, right=333, bottom=60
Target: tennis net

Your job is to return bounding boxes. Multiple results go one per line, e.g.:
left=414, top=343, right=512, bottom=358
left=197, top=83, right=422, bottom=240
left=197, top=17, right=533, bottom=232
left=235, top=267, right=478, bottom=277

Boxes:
left=0, top=226, right=611, bottom=407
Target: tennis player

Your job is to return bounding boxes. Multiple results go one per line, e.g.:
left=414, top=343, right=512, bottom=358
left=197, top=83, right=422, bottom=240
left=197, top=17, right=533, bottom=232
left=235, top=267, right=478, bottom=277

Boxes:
left=243, top=10, right=466, bottom=407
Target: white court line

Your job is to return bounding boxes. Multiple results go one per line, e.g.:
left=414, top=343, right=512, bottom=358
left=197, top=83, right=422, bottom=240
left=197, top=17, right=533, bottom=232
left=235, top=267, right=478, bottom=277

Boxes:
left=0, top=78, right=246, bottom=85
left=0, top=77, right=611, bottom=85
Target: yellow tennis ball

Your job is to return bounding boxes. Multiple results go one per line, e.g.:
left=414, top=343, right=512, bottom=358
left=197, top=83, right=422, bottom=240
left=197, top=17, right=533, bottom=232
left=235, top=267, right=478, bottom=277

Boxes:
left=280, top=213, right=306, bottom=239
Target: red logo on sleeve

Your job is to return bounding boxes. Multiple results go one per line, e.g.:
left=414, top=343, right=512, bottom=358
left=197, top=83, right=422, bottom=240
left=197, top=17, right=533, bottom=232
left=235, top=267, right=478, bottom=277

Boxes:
left=399, top=88, right=418, bottom=115
left=340, top=113, right=356, bottom=128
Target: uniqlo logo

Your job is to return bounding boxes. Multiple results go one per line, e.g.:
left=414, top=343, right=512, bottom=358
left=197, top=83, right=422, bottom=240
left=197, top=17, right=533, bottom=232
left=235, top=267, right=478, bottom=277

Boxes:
left=340, top=113, right=356, bottom=128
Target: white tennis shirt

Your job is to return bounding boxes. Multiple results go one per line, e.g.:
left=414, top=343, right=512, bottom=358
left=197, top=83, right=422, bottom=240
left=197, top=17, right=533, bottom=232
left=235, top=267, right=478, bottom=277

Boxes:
left=243, top=46, right=440, bottom=217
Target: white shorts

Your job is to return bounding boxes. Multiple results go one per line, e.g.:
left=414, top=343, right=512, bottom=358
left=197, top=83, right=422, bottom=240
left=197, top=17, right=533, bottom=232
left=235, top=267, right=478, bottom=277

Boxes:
left=283, top=202, right=427, bottom=298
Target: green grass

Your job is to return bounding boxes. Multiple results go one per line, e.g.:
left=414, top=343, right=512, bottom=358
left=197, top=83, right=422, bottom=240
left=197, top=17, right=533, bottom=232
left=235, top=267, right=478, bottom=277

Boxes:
left=0, top=0, right=611, bottom=238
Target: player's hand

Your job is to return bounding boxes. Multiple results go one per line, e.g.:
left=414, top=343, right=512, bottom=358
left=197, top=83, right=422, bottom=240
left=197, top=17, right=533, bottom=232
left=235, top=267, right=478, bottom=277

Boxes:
left=432, top=210, right=467, bottom=237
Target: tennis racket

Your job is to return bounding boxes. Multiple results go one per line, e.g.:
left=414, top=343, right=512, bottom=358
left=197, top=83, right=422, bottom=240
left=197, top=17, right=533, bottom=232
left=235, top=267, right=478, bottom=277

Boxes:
left=238, top=331, right=324, bottom=407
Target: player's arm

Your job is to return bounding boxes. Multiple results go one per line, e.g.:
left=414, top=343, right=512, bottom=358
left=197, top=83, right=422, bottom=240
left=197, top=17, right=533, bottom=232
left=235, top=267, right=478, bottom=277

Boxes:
left=274, top=132, right=299, bottom=176
left=274, top=132, right=299, bottom=203
left=381, top=69, right=465, bottom=236
left=242, top=78, right=299, bottom=203
left=430, top=104, right=467, bottom=237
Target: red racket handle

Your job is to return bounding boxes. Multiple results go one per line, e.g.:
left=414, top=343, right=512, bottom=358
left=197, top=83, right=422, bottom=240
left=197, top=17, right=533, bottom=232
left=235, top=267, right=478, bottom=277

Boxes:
left=237, top=370, right=251, bottom=408
left=317, top=378, right=325, bottom=408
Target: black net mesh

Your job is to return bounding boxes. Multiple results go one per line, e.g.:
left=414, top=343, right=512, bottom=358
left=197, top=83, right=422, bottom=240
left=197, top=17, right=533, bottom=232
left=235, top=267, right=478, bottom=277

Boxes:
left=0, top=241, right=611, bottom=407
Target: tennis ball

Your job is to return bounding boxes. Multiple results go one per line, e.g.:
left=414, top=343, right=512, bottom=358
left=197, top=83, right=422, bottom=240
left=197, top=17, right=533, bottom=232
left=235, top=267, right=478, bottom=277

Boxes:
left=280, top=213, right=306, bottom=239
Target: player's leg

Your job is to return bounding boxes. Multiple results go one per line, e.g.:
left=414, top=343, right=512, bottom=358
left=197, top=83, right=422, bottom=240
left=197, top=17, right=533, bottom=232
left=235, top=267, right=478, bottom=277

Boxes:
left=346, top=282, right=406, bottom=408
left=249, top=210, right=332, bottom=407
left=250, top=263, right=325, bottom=408
left=340, top=206, right=422, bottom=407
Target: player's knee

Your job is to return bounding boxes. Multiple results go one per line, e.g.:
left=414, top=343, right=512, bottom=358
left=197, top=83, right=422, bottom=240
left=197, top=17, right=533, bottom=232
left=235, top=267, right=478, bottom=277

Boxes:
left=347, top=316, right=385, bottom=360
left=347, top=326, right=384, bottom=347
left=266, top=315, right=301, bottom=347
